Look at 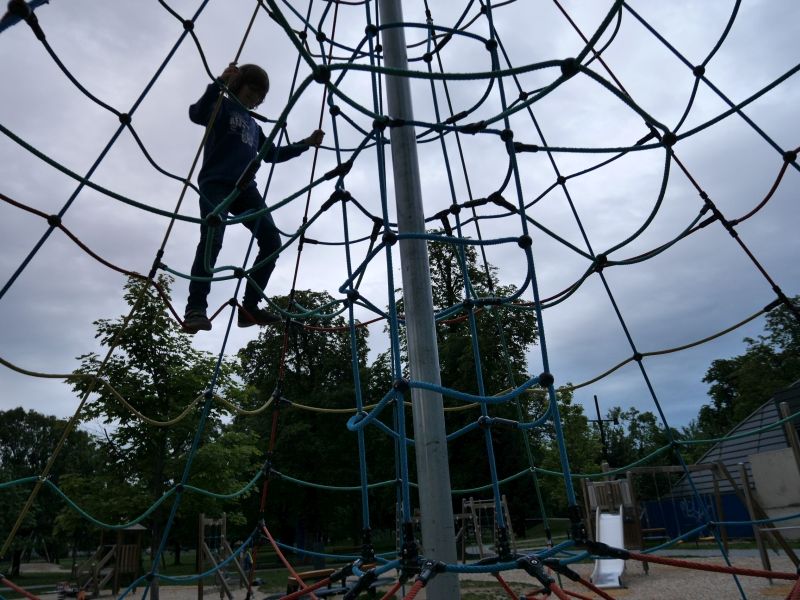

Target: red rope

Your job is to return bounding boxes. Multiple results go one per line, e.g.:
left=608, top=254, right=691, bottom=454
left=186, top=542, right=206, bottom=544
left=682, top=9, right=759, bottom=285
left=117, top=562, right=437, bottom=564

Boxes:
left=280, top=576, right=334, bottom=600
left=547, top=582, right=573, bottom=600
left=786, top=576, right=800, bottom=600
left=402, top=580, right=425, bottom=600
left=627, top=551, right=799, bottom=581
left=1, top=577, right=40, bottom=600
left=557, top=588, right=597, bottom=600
left=260, top=524, right=319, bottom=600
left=380, top=579, right=404, bottom=600
left=494, top=572, right=520, bottom=599
left=573, top=576, right=617, bottom=600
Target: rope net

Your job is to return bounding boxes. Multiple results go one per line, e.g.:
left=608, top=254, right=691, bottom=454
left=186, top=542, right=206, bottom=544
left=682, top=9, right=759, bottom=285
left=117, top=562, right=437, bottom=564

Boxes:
left=1, top=0, right=799, bottom=598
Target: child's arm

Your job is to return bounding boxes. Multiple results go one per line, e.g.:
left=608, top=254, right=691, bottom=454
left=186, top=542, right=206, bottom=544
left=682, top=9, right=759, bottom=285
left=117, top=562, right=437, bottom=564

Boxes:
left=260, top=129, right=325, bottom=163
left=188, top=84, right=220, bottom=125
left=189, top=66, right=238, bottom=125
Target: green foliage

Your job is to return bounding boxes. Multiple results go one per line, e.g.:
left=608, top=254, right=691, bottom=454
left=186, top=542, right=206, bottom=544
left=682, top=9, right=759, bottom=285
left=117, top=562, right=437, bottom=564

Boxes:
left=525, top=388, right=601, bottom=514
left=234, top=289, right=375, bottom=544
left=698, top=297, right=800, bottom=438
left=0, top=407, right=100, bottom=572
left=67, top=275, right=257, bottom=551
left=602, top=406, right=672, bottom=469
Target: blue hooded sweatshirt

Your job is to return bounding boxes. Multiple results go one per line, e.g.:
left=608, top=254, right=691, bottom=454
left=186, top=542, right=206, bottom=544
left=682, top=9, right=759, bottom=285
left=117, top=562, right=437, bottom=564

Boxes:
left=189, top=83, right=309, bottom=188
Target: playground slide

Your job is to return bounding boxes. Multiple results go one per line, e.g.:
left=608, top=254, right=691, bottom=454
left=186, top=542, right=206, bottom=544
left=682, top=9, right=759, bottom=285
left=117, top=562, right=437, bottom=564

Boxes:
left=590, top=505, right=626, bottom=588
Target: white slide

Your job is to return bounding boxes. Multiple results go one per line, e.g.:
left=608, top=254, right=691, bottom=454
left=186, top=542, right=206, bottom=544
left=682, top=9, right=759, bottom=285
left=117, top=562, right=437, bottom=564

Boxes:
left=590, top=505, right=626, bottom=588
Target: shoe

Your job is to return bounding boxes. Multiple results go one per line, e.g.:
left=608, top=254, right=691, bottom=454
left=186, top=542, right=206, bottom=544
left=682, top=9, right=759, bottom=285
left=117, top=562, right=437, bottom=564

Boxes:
left=238, top=305, right=282, bottom=328
left=182, top=309, right=212, bottom=334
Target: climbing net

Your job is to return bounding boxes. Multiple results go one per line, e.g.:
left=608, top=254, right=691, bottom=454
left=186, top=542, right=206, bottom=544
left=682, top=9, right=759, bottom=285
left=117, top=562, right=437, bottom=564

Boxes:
left=2, top=0, right=800, bottom=599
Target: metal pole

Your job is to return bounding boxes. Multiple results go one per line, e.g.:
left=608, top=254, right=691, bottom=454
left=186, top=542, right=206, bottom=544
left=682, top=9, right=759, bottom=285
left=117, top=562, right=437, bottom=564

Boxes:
left=378, top=1, right=460, bottom=597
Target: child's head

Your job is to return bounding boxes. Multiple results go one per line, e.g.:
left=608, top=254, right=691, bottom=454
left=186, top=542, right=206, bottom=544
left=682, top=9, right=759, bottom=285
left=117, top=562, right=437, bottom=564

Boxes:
left=229, top=64, right=269, bottom=109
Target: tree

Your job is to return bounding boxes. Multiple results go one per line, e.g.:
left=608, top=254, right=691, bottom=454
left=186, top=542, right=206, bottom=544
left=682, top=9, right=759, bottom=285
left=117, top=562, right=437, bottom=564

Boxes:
left=0, top=408, right=100, bottom=574
left=233, top=289, right=375, bottom=546
left=522, top=387, right=601, bottom=518
left=602, top=407, right=671, bottom=469
left=69, top=275, right=258, bottom=560
left=698, top=298, right=800, bottom=437
left=369, top=237, right=554, bottom=531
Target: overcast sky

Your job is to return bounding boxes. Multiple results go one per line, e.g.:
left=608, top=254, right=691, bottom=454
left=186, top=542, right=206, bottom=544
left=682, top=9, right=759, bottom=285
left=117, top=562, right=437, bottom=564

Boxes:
left=1, top=0, right=798, bottom=443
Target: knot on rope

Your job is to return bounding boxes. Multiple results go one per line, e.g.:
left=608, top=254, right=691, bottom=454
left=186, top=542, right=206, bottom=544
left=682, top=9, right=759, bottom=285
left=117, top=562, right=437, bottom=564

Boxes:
left=393, top=378, right=410, bottom=393
left=692, top=64, right=705, bottom=77
left=484, top=39, right=498, bottom=52
left=369, top=217, right=384, bottom=243
left=477, top=415, right=491, bottom=429
left=560, top=57, right=579, bottom=78
left=372, top=116, right=389, bottom=131
left=415, top=559, right=445, bottom=587
left=342, top=568, right=377, bottom=600
left=459, top=120, right=487, bottom=134
left=433, top=208, right=452, bottom=235
left=500, top=128, right=513, bottom=142
left=445, top=110, right=468, bottom=125
left=324, top=159, right=353, bottom=181
left=46, top=214, right=61, bottom=227
left=313, top=65, right=331, bottom=84
left=783, top=149, right=798, bottom=163
left=364, top=24, right=378, bottom=38
left=542, top=557, right=581, bottom=582
left=538, top=372, right=554, bottom=388
left=322, top=188, right=351, bottom=211
left=329, top=104, right=341, bottom=116
left=513, top=142, right=539, bottom=153
left=382, top=230, right=398, bottom=246
left=233, top=267, right=245, bottom=279
left=422, top=52, right=433, bottom=64
left=517, top=555, right=554, bottom=588
left=8, top=0, right=45, bottom=40
left=489, top=191, right=516, bottom=213
left=182, top=19, right=194, bottom=31
left=662, top=131, right=678, bottom=147
left=206, top=213, right=223, bottom=227
left=118, top=113, right=131, bottom=125
left=517, top=234, right=532, bottom=249
left=593, top=253, right=608, bottom=273
left=271, top=389, right=291, bottom=410
left=584, top=539, right=630, bottom=561
left=260, top=453, right=274, bottom=476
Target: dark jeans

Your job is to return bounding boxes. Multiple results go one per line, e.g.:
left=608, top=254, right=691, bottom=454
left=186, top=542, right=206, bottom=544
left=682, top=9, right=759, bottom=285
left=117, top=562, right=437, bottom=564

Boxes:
left=186, top=182, right=281, bottom=313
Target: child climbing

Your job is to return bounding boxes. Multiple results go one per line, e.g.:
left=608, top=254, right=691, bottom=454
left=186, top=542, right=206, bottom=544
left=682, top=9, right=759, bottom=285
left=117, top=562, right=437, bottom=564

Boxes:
left=183, top=63, right=324, bottom=334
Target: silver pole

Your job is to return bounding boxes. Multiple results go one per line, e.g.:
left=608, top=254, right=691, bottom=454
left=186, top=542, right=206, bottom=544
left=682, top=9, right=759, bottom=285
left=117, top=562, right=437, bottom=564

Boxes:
left=377, top=0, right=460, bottom=597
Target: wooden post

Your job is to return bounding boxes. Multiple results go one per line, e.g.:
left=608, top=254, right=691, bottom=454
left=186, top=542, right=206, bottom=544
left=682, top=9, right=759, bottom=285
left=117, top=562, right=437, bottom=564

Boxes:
left=711, top=466, right=728, bottom=554
left=738, top=463, right=772, bottom=580
left=779, top=401, right=800, bottom=477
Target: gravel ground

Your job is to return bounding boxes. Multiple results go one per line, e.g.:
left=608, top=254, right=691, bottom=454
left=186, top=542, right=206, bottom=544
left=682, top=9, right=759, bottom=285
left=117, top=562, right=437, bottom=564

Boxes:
left=14, top=554, right=799, bottom=599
